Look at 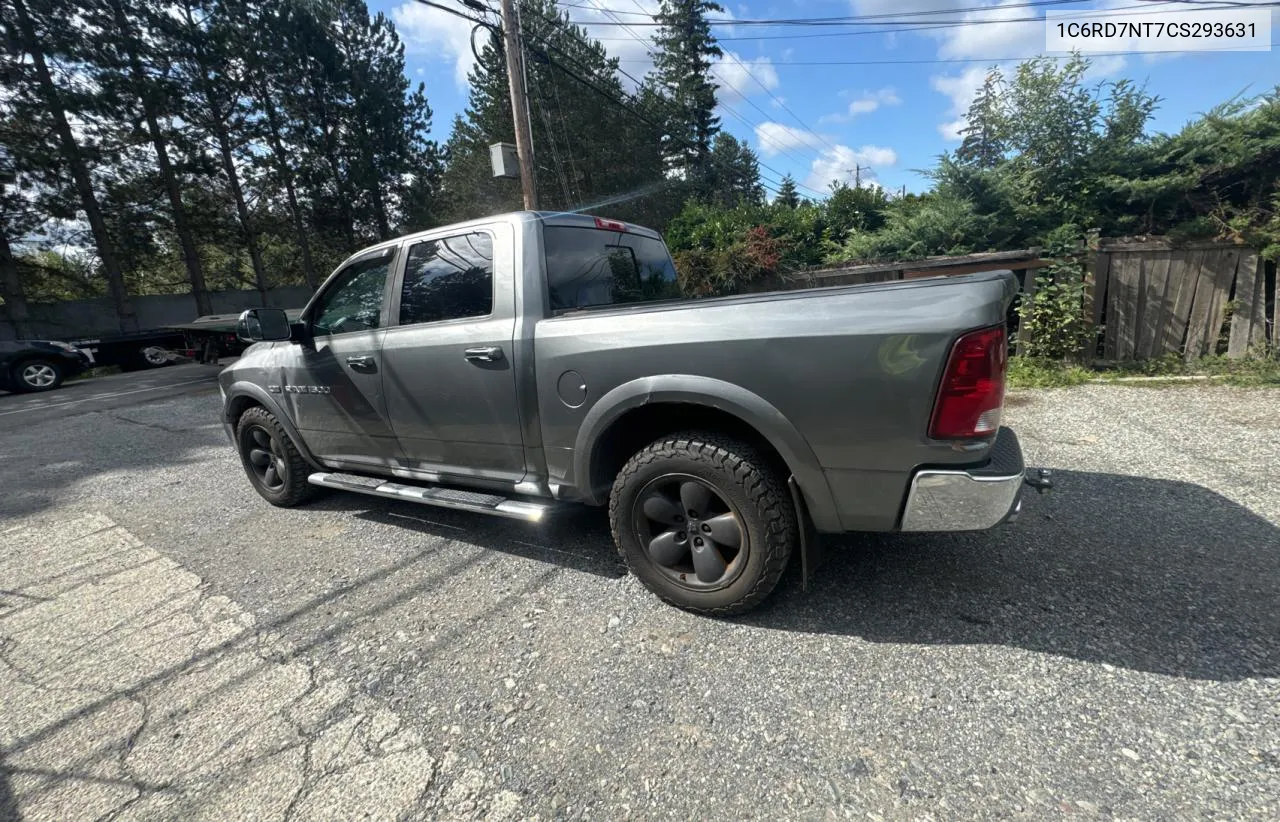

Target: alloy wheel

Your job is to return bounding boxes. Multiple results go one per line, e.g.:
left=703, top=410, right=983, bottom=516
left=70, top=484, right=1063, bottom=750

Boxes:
left=245, top=426, right=288, bottom=491
left=22, top=363, right=57, bottom=388
left=632, top=473, right=748, bottom=590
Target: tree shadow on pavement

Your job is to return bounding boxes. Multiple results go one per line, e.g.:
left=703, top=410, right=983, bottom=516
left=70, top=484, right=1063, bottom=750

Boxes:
left=743, top=469, right=1280, bottom=682
left=0, top=758, right=17, bottom=822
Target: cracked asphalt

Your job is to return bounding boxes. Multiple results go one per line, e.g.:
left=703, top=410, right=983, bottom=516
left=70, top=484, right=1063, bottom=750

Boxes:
left=1, top=365, right=1278, bottom=820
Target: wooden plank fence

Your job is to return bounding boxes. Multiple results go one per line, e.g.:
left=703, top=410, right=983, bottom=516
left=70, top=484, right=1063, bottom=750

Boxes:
left=1091, top=239, right=1274, bottom=362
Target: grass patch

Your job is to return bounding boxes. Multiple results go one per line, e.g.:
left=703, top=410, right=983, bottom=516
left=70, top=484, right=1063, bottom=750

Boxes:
left=66, top=365, right=121, bottom=382
left=1008, top=354, right=1280, bottom=388
left=1007, top=357, right=1094, bottom=388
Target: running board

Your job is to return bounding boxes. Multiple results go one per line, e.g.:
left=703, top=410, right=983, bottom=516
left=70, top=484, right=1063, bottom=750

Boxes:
left=307, top=472, right=565, bottom=522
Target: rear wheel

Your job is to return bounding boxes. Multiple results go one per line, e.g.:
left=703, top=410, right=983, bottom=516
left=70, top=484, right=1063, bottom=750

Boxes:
left=235, top=406, right=317, bottom=506
left=609, top=431, right=798, bottom=616
left=138, top=345, right=171, bottom=368
left=12, top=359, right=64, bottom=393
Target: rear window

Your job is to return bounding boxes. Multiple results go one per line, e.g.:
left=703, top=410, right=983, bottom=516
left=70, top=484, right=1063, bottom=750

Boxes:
left=543, top=225, right=682, bottom=311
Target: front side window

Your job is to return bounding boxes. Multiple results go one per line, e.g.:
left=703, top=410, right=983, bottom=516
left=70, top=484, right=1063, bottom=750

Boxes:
left=311, top=254, right=392, bottom=336
left=399, top=232, right=494, bottom=325
left=543, top=225, right=682, bottom=311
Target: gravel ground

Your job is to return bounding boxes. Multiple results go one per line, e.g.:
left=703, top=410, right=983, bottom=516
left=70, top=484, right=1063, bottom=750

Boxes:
left=1, top=378, right=1278, bottom=820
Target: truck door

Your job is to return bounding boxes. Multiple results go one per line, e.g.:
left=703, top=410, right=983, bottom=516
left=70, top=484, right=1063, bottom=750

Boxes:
left=379, top=224, right=525, bottom=485
left=284, top=246, right=399, bottom=467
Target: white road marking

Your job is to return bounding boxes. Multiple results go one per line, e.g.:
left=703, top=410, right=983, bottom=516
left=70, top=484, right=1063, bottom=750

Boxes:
left=0, top=377, right=214, bottom=417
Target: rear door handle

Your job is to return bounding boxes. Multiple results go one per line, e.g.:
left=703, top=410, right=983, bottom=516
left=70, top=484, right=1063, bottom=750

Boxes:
left=464, top=346, right=504, bottom=363
left=345, top=355, right=376, bottom=372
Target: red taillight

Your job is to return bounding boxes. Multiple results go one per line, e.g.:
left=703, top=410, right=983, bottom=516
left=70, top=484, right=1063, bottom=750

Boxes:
left=593, top=216, right=627, bottom=232
left=929, top=325, right=1007, bottom=440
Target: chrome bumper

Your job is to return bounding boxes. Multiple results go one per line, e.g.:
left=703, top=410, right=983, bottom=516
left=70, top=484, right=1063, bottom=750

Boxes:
left=900, top=427, right=1031, bottom=532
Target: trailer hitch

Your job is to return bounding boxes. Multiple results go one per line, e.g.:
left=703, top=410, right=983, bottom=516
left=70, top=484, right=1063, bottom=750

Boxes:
left=1024, top=467, right=1053, bottom=494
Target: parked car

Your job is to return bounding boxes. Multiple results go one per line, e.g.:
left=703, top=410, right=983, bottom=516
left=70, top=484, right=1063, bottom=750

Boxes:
left=1, top=338, right=93, bottom=393
left=219, top=211, right=1048, bottom=615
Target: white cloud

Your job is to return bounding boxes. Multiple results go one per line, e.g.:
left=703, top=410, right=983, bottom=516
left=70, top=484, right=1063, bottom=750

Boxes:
left=711, top=51, right=780, bottom=106
left=934, top=0, right=1042, bottom=60
left=821, top=87, right=901, bottom=124
left=754, top=122, right=823, bottom=158
left=805, top=144, right=897, bottom=192
left=392, top=2, right=485, bottom=89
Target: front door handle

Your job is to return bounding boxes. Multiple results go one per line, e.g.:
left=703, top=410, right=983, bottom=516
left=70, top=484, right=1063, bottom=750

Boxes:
left=345, top=355, right=376, bottom=372
left=464, top=346, right=504, bottom=363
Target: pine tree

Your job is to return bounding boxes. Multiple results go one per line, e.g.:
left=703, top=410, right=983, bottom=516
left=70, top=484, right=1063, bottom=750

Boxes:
left=707, top=133, right=763, bottom=207
left=651, top=0, right=723, bottom=192
left=331, top=0, right=437, bottom=241
left=775, top=174, right=800, bottom=209
left=3, top=0, right=140, bottom=331
left=956, top=70, right=1008, bottom=169
left=96, top=0, right=214, bottom=315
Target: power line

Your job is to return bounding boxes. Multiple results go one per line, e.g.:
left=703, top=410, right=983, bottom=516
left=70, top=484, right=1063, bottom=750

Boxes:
left=618, top=43, right=1272, bottom=66
left=567, top=0, right=1277, bottom=27
left=560, top=0, right=1089, bottom=23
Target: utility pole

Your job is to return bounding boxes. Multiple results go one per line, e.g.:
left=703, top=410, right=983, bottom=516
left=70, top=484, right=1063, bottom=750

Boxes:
left=499, top=0, right=538, bottom=209
left=845, top=164, right=871, bottom=188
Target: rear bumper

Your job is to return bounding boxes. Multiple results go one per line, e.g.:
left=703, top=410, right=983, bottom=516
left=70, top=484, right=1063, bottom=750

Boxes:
left=899, top=426, right=1027, bottom=532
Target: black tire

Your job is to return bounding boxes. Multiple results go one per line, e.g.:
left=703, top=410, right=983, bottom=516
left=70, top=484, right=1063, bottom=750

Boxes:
left=235, top=406, right=317, bottom=507
left=609, top=431, right=798, bottom=616
left=12, top=358, right=64, bottom=393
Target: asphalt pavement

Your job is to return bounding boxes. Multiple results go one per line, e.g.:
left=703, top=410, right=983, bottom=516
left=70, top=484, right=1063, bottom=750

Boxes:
left=0, top=363, right=226, bottom=431
left=1, top=371, right=1277, bottom=820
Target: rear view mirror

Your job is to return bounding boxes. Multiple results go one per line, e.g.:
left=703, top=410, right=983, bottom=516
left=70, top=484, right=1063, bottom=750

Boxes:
left=238, top=308, right=292, bottom=342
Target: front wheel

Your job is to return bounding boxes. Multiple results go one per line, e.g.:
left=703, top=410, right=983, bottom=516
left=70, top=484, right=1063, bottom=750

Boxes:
left=609, top=431, right=798, bottom=616
left=13, top=359, right=64, bottom=392
left=235, top=406, right=317, bottom=507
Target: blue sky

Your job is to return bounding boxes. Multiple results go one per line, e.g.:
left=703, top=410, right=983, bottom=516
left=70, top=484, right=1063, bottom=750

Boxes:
left=375, top=0, right=1280, bottom=199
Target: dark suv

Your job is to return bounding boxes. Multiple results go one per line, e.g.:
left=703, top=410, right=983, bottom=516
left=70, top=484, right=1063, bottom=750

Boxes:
left=1, top=339, right=93, bottom=393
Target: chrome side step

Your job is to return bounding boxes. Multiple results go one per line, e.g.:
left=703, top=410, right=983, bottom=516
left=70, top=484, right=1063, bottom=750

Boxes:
left=307, top=472, right=566, bottom=522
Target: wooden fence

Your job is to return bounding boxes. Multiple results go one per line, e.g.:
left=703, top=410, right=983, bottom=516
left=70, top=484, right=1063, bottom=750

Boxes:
left=1089, top=240, right=1274, bottom=362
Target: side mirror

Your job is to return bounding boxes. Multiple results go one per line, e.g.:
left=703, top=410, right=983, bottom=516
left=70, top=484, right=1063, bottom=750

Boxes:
left=237, top=308, right=292, bottom=342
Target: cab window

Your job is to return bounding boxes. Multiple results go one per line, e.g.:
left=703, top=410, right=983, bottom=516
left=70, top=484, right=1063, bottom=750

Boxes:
left=399, top=232, right=494, bottom=326
left=311, top=254, right=393, bottom=336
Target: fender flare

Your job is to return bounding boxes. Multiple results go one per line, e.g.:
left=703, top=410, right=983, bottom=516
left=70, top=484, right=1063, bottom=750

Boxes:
left=572, top=374, right=840, bottom=532
left=223, top=381, right=324, bottom=471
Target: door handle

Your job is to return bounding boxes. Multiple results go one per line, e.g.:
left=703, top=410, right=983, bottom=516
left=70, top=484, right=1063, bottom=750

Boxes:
left=345, top=355, right=376, bottom=372
left=464, top=346, right=504, bottom=363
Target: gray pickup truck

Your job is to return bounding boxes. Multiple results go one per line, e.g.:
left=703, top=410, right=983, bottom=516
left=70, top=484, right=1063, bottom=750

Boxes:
left=220, top=211, right=1048, bottom=615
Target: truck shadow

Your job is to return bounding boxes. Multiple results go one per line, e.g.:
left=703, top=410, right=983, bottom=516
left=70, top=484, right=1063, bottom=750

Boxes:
left=300, top=495, right=625, bottom=580
left=745, top=468, right=1280, bottom=682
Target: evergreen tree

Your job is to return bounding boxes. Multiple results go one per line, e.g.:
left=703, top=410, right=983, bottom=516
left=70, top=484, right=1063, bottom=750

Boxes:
left=2, top=0, right=140, bottom=331
left=956, top=70, right=1007, bottom=169
left=651, top=0, right=723, bottom=192
left=707, top=133, right=763, bottom=208
left=331, top=0, right=438, bottom=241
left=775, top=175, right=800, bottom=209
left=95, top=0, right=214, bottom=314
